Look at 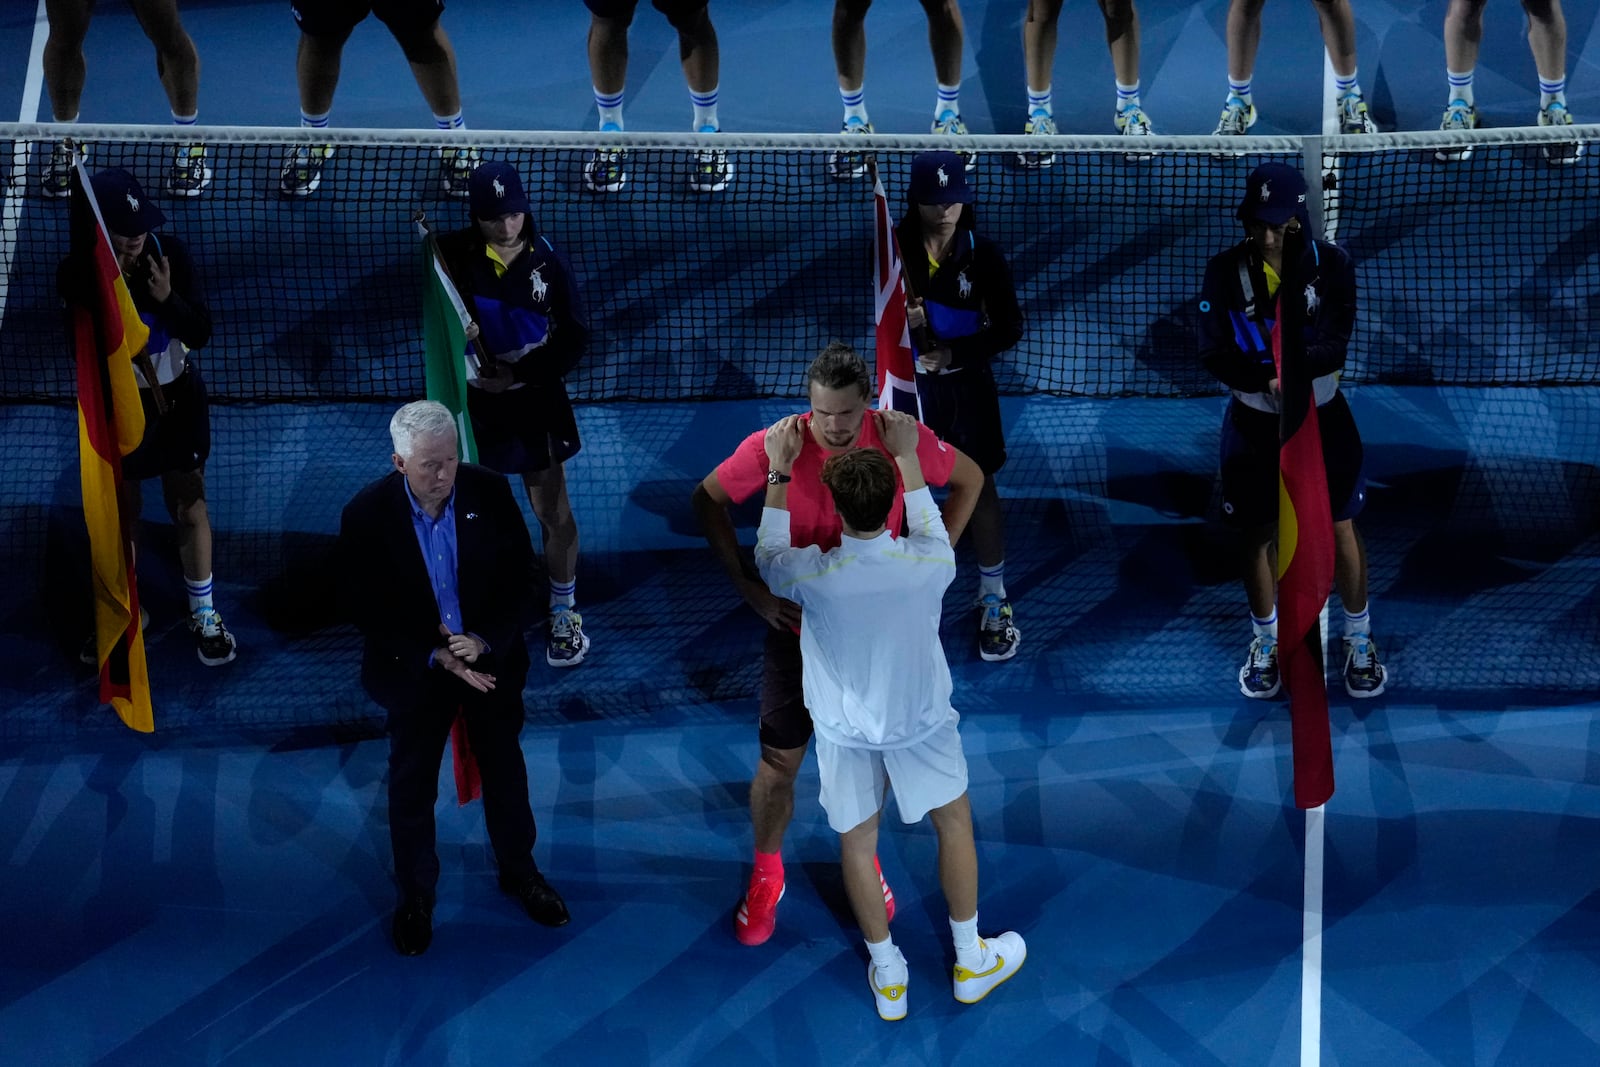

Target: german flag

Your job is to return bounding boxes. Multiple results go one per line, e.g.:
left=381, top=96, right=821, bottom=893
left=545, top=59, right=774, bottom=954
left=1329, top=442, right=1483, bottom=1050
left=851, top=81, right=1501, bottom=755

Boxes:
left=68, top=153, right=154, bottom=732
left=1273, top=226, right=1335, bottom=809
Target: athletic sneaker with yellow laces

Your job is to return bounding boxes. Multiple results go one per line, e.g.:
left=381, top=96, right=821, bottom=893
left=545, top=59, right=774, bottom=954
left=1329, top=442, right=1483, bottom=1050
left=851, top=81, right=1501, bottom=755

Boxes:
left=868, top=947, right=909, bottom=1021
left=953, top=930, right=1027, bottom=1004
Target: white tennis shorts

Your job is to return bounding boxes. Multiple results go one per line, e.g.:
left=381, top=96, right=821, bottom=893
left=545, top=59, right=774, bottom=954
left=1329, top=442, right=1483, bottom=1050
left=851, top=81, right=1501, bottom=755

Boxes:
left=814, top=711, right=969, bottom=833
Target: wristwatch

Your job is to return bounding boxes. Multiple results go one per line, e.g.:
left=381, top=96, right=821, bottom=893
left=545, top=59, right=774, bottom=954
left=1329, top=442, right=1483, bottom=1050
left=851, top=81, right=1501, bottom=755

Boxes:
left=766, top=469, right=792, bottom=485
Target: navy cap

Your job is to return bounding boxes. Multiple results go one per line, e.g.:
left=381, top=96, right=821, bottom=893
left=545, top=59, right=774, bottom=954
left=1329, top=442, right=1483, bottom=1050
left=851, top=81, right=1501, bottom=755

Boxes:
left=1238, top=162, right=1309, bottom=226
left=91, top=168, right=165, bottom=237
left=907, top=151, right=973, bottom=205
left=468, top=160, right=530, bottom=219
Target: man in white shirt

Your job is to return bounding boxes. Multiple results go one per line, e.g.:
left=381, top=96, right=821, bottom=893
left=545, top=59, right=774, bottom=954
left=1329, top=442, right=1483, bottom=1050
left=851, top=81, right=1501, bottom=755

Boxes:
left=754, top=407, right=1025, bottom=1021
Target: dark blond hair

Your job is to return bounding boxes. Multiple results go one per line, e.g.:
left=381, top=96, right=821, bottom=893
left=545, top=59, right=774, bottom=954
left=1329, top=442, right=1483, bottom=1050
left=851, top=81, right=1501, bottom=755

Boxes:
left=807, top=341, right=872, bottom=400
left=821, top=448, right=895, bottom=533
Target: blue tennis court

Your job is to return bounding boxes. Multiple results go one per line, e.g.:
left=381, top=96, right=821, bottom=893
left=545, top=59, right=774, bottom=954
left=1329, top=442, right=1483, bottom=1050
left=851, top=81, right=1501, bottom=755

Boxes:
left=2, top=3, right=1599, bottom=1065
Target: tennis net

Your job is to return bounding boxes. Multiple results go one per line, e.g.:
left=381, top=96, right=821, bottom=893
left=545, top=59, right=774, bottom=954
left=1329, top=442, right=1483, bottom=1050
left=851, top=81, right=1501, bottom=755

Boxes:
left=3, top=122, right=1596, bottom=405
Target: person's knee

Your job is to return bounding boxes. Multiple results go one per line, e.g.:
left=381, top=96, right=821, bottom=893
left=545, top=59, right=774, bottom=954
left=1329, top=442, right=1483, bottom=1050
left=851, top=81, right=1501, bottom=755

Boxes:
left=392, top=19, right=448, bottom=65
left=835, top=0, right=872, bottom=23
left=756, top=745, right=805, bottom=783
left=1521, top=0, right=1557, bottom=23
left=662, top=2, right=710, bottom=36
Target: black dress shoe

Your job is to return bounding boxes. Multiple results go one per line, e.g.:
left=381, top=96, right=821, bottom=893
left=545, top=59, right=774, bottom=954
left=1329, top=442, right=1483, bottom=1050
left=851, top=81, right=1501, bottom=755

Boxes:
left=500, top=871, right=570, bottom=927
left=392, top=897, right=434, bottom=956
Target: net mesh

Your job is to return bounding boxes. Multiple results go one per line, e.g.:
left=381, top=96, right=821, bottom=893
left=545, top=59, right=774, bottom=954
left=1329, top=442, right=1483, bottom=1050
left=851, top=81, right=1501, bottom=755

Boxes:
left=1, top=123, right=1596, bottom=741
left=4, top=123, right=1597, bottom=405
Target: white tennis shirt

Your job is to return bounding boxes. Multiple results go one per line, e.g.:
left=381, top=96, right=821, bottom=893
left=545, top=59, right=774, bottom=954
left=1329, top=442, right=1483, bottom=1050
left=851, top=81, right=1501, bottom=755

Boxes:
left=755, top=485, right=957, bottom=750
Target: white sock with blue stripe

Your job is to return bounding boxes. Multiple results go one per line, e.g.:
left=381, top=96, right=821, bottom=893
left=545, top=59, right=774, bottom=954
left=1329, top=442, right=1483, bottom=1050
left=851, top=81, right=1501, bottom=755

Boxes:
left=594, top=88, right=624, bottom=131
left=1540, top=76, right=1566, bottom=109
left=550, top=578, right=576, bottom=612
left=1447, top=68, right=1475, bottom=107
left=186, top=574, right=214, bottom=614
left=935, top=82, right=960, bottom=120
left=840, top=85, right=869, bottom=125
left=1027, top=85, right=1052, bottom=118
left=1252, top=609, right=1278, bottom=641
left=690, top=86, right=719, bottom=132
left=979, top=562, right=1006, bottom=601
left=1342, top=605, right=1371, bottom=639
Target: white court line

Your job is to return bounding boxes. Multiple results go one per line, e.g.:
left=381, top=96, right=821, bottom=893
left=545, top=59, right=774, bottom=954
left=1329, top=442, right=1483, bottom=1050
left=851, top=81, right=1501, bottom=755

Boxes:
left=0, top=0, right=51, bottom=331
left=1302, top=802, right=1326, bottom=1067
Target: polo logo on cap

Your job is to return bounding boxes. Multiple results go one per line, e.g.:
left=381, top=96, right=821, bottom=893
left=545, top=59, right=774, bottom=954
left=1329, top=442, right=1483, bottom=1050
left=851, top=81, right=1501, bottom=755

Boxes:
left=1259, top=181, right=1271, bottom=202
left=937, top=166, right=949, bottom=188
left=493, top=177, right=505, bottom=198
left=126, top=191, right=139, bottom=212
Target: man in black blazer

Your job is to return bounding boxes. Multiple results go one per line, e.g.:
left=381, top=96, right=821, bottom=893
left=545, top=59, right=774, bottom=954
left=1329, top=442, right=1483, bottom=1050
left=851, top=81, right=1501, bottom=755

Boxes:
left=339, top=400, right=569, bottom=956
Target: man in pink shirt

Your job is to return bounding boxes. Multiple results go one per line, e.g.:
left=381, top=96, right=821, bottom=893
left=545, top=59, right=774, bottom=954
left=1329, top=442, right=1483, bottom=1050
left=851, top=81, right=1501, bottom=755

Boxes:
left=691, top=341, right=984, bottom=947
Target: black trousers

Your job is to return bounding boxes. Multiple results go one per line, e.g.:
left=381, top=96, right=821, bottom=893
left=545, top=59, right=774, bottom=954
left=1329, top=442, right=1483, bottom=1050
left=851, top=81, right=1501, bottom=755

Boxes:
left=386, top=673, right=539, bottom=900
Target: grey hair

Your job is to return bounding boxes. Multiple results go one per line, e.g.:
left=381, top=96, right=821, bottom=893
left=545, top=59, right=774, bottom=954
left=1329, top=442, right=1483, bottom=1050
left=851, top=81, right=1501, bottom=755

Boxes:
left=389, top=400, right=458, bottom=459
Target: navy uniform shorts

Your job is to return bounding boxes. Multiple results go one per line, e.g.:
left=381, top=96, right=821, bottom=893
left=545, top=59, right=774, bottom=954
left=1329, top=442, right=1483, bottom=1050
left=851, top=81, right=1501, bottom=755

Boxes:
left=1219, top=393, right=1367, bottom=529
left=759, top=627, right=812, bottom=752
left=584, top=0, right=709, bottom=21
left=466, top=383, right=582, bottom=476
left=123, top=367, right=211, bottom=482
left=916, top=367, right=1007, bottom=475
left=291, top=0, right=443, bottom=39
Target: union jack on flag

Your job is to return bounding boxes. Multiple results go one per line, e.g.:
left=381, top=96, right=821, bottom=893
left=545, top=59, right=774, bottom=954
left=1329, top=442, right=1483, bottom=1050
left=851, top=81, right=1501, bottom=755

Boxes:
left=871, top=164, right=921, bottom=416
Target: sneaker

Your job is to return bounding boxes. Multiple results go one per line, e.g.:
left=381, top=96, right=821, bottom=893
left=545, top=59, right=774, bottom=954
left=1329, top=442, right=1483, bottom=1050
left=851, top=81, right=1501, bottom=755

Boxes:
left=868, top=951, right=909, bottom=1021
left=932, top=109, right=977, bottom=171
left=584, top=124, right=628, bottom=193
left=733, top=870, right=785, bottom=946
left=827, top=117, right=874, bottom=180
left=1017, top=110, right=1057, bottom=168
left=41, top=140, right=79, bottom=199
left=279, top=144, right=332, bottom=198
left=1116, top=104, right=1156, bottom=160
left=1538, top=102, right=1585, bottom=165
left=953, top=930, right=1027, bottom=1004
left=1213, top=94, right=1257, bottom=137
left=1338, top=90, right=1378, bottom=135
left=688, top=127, right=732, bottom=193
left=166, top=144, right=212, bottom=198
left=1435, top=99, right=1479, bottom=162
left=977, top=594, right=1020, bottom=663
left=875, top=854, right=896, bottom=924
left=189, top=607, right=238, bottom=667
left=547, top=606, right=589, bottom=667
left=78, top=605, right=150, bottom=665
left=1342, top=633, right=1387, bottom=699
left=1238, top=635, right=1280, bottom=699
left=439, top=144, right=481, bottom=198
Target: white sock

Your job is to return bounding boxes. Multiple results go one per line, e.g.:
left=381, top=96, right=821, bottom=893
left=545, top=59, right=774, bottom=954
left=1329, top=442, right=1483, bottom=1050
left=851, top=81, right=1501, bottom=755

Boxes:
left=300, top=109, right=330, bottom=129
left=840, top=84, right=869, bottom=125
left=1251, top=609, right=1278, bottom=641
left=935, top=82, right=960, bottom=120
left=950, top=914, right=982, bottom=969
left=594, top=87, right=624, bottom=131
left=550, top=578, right=576, bottom=612
left=1334, top=71, right=1360, bottom=96
left=186, top=574, right=215, bottom=614
left=1115, top=80, right=1141, bottom=112
left=979, top=562, right=1006, bottom=601
left=866, top=935, right=907, bottom=983
left=1447, top=68, right=1475, bottom=108
left=1026, top=85, right=1052, bottom=117
left=1228, top=76, right=1252, bottom=108
left=1540, top=76, right=1567, bottom=109
left=1343, top=605, right=1371, bottom=639
left=690, top=86, right=719, bottom=132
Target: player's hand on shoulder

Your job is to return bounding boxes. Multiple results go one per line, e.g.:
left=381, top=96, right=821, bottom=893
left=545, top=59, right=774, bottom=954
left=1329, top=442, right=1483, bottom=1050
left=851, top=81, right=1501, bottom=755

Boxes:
left=874, top=409, right=920, bottom=458
left=763, top=414, right=804, bottom=471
